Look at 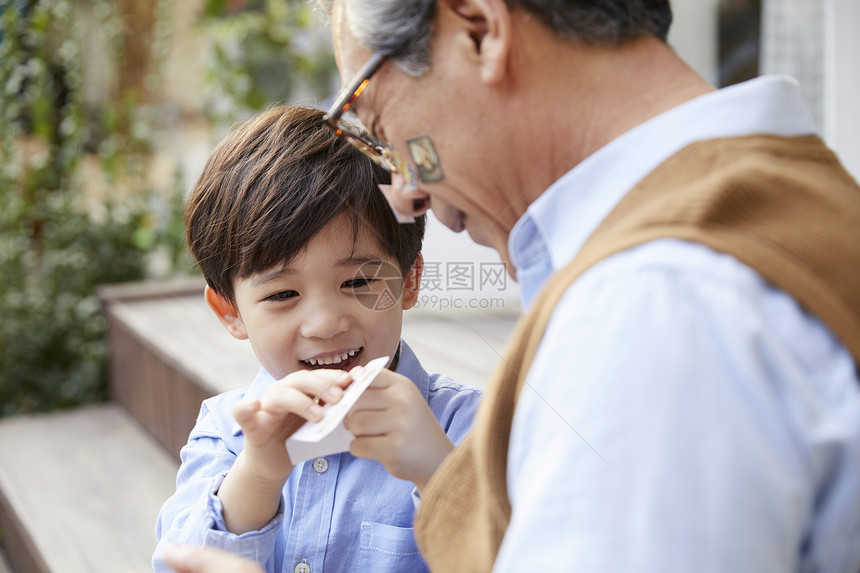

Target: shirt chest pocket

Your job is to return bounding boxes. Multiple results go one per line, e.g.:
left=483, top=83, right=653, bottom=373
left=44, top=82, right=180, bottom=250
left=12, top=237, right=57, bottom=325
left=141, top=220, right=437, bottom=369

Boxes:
left=358, top=521, right=429, bottom=572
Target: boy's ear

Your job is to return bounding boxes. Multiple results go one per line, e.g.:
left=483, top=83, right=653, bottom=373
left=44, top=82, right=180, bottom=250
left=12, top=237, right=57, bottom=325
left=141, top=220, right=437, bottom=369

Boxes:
left=204, top=285, right=249, bottom=340
left=402, top=253, right=424, bottom=310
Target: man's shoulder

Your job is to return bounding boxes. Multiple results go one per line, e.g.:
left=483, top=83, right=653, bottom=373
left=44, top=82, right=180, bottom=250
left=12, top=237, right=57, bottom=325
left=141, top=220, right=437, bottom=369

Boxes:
left=542, top=237, right=788, bottom=350
left=544, top=237, right=850, bottom=377
left=559, top=237, right=766, bottom=303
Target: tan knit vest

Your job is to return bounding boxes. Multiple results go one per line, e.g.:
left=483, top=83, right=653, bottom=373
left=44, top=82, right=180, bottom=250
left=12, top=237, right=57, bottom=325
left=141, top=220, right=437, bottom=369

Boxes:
left=414, top=135, right=860, bottom=571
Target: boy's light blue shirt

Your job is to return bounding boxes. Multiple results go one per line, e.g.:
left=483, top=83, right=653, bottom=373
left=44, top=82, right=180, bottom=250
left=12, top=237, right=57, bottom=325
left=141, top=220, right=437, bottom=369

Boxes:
left=153, top=341, right=481, bottom=573
left=497, top=76, right=860, bottom=571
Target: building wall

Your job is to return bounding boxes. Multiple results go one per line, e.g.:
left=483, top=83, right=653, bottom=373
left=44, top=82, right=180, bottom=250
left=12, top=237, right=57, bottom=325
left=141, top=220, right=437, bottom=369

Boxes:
left=760, top=0, right=859, bottom=179
left=823, top=0, right=860, bottom=180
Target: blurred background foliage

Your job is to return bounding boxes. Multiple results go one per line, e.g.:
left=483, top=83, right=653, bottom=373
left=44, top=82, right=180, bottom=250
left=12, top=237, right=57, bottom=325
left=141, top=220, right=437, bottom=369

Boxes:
left=200, top=0, right=335, bottom=120
left=0, top=0, right=182, bottom=415
left=0, top=0, right=335, bottom=416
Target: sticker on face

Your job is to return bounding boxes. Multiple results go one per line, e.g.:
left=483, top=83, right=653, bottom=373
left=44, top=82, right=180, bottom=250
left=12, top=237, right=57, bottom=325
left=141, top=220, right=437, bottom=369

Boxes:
left=407, top=135, right=444, bottom=183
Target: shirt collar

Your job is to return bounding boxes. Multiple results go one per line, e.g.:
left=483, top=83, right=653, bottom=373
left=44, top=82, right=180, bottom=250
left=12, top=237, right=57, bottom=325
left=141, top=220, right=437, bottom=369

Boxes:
left=508, top=75, right=818, bottom=309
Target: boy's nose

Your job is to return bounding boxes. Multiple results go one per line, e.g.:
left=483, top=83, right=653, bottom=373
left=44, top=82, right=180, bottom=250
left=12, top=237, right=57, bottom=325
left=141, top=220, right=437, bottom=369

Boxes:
left=299, top=302, right=349, bottom=340
left=378, top=172, right=430, bottom=221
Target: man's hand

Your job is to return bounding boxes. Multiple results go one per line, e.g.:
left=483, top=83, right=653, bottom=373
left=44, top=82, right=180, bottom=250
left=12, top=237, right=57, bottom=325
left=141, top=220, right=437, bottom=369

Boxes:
left=344, top=368, right=454, bottom=491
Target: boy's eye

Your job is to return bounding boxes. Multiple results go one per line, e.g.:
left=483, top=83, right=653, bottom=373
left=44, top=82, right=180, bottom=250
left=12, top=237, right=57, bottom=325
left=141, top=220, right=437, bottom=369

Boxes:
left=343, top=277, right=374, bottom=289
left=264, top=290, right=298, bottom=302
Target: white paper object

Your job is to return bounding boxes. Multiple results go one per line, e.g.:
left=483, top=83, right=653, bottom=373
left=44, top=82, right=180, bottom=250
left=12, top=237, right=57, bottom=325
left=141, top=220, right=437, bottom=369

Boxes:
left=285, top=355, right=389, bottom=463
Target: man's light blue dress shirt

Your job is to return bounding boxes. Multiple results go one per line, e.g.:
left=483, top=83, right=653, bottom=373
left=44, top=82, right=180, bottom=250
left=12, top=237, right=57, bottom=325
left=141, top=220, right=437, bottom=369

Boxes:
left=496, top=76, right=860, bottom=572
left=153, top=341, right=480, bottom=573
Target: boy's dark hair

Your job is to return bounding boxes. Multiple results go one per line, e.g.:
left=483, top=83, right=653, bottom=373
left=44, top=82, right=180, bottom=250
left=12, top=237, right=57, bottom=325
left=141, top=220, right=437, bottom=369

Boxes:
left=185, top=105, right=426, bottom=302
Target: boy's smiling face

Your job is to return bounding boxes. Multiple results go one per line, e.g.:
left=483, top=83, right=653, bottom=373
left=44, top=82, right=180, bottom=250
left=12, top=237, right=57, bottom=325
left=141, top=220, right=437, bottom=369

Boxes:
left=206, top=212, right=421, bottom=380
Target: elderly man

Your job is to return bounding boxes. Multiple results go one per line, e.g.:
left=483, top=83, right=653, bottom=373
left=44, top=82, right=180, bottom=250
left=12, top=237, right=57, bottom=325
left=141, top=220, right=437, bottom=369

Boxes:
left=320, top=0, right=860, bottom=571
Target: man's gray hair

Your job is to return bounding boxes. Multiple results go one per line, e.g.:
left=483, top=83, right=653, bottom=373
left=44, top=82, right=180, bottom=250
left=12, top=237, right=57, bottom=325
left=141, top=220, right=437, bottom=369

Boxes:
left=316, top=0, right=436, bottom=76
left=318, top=0, right=672, bottom=76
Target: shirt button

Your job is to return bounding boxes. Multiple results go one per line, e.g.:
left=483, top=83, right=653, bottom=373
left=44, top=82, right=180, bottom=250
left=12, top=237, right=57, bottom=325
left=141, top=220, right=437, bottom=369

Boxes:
left=294, top=562, right=311, bottom=573
left=313, top=457, right=328, bottom=474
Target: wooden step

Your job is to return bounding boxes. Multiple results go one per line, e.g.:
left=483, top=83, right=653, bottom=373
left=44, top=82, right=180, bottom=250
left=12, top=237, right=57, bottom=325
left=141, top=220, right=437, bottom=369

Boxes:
left=99, top=278, right=261, bottom=459
left=0, top=404, right=179, bottom=573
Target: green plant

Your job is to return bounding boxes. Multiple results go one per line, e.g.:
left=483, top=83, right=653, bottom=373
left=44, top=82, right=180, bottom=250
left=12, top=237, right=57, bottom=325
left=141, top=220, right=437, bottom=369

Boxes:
left=200, top=0, right=336, bottom=120
left=0, top=0, right=191, bottom=416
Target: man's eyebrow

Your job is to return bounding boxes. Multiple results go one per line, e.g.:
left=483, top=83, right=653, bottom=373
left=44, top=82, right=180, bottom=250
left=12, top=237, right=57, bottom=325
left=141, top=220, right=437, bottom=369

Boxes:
left=251, top=265, right=296, bottom=287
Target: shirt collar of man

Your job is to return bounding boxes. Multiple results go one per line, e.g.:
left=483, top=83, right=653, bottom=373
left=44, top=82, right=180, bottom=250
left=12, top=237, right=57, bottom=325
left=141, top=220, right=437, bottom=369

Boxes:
left=508, top=75, right=818, bottom=310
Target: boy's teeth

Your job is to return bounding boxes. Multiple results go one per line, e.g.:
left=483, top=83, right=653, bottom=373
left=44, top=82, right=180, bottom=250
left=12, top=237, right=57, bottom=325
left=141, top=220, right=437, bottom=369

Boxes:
left=304, top=348, right=359, bottom=367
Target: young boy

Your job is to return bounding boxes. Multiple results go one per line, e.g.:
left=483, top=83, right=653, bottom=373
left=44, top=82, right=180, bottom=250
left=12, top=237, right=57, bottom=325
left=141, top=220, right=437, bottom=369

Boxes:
left=153, top=106, right=481, bottom=572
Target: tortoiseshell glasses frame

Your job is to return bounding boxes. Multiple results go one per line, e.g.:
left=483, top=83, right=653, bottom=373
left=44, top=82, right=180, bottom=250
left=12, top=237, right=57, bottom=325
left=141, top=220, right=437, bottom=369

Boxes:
left=324, top=53, right=411, bottom=177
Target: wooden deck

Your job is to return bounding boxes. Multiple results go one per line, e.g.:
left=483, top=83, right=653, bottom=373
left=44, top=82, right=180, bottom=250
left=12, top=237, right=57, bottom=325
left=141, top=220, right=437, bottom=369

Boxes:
left=0, top=405, right=177, bottom=573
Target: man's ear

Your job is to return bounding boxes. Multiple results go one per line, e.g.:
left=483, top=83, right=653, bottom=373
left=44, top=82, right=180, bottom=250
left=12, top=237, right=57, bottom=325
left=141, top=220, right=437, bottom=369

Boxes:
left=204, top=285, right=249, bottom=340
left=402, top=253, right=424, bottom=310
left=440, top=0, right=512, bottom=85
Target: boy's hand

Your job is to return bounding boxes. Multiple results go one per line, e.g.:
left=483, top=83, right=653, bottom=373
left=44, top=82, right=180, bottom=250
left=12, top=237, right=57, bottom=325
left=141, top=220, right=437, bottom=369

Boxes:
left=218, top=368, right=353, bottom=534
left=343, top=368, right=454, bottom=492
left=234, top=368, right=352, bottom=480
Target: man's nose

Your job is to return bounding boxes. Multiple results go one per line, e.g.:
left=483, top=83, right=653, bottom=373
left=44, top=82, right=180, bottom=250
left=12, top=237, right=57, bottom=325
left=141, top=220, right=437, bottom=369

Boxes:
left=378, top=172, right=430, bottom=221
